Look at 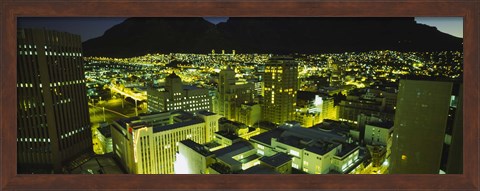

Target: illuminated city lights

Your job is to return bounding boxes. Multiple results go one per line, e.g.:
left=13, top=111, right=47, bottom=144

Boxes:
left=17, top=18, right=463, bottom=175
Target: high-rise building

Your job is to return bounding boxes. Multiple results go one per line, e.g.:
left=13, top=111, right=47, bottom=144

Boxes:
left=328, top=59, right=343, bottom=87
left=389, top=80, right=462, bottom=174
left=17, top=28, right=92, bottom=173
left=263, top=56, right=298, bottom=124
left=110, top=110, right=220, bottom=174
left=215, top=67, right=254, bottom=121
left=147, top=73, right=211, bottom=113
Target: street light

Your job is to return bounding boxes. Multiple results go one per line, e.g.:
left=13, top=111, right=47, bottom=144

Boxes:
left=135, top=99, right=138, bottom=116
left=102, top=107, right=106, bottom=122
left=92, top=98, right=96, bottom=117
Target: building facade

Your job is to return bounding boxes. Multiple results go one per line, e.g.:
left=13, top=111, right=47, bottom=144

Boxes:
left=17, top=28, right=92, bottom=173
left=111, top=110, right=220, bottom=174
left=237, top=103, right=262, bottom=127
left=147, top=73, right=211, bottom=113
left=296, top=91, right=337, bottom=127
left=250, top=123, right=361, bottom=174
left=215, top=68, right=255, bottom=121
left=364, top=122, right=393, bottom=147
left=389, top=80, right=462, bottom=174
left=337, top=88, right=396, bottom=124
left=263, top=56, right=298, bottom=124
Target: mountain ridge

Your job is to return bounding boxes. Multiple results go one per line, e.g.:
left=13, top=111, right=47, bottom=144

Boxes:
left=82, top=17, right=463, bottom=58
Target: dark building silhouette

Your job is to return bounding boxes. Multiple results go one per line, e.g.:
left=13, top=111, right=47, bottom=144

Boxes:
left=17, top=28, right=92, bottom=173
left=389, top=80, right=462, bottom=174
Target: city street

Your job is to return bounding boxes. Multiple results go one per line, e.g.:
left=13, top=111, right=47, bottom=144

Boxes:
left=89, top=97, right=147, bottom=154
left=89, top=97, right=147, bottom=128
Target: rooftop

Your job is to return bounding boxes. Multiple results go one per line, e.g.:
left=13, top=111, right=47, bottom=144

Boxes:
left=166, top=72, right=180, bottom=79
left=153, top=118, right=203, bottom=133
left=215, top=130, right=241, bottom=141
left=180, top=139, right=213, bottom=157
left=297, top=91, right=330, bottom=101
left=367, top=121, right=394, bottom=129
left=197, top=110, right=216, bottom=116
left=183, top=85, right=201, bottom=91
left=98, top=124, right=112, bottom=138
left=260, top=152, right=292, bottom=168
left=250, top=128, right=285, bottom=145
left=241, top=164, right=279, bottom=174
left=213, top=141, right=254, bottom=157
left=280, top=124, right=348, bottom=144
left=214, top=141, right=256, bottom=169
left=305, top=143, right=336, bottom=155
left=336, top=143, right=359, bottom=158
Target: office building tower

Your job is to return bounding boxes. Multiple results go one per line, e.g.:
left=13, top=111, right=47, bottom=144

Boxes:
left=328, top=59, right=343, bottom=87
left=147, top=73, right=211, bottom=113
left=215, top=67, right=254, bottom=121
left=111, top=110, right=220, bottom=174
left=17, top=28, right=92, bottom=173
left=263, top=56, right=298, bottom=124
left=389, top=80, right=462, bottom=174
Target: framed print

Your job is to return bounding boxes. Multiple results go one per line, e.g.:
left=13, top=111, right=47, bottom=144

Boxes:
left=1, top=0, right=479, bottom=190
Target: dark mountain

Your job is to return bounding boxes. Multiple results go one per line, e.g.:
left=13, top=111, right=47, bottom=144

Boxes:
left=82, top=17, right=463, bottom=58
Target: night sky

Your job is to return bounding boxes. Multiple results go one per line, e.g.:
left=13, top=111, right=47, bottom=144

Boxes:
left=17, top=17, right=462, bottom=42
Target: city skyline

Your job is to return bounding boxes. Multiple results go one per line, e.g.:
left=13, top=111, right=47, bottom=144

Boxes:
left=2, top=0, right=478, bottom=190
left=16, top=18, right=463, bottom=175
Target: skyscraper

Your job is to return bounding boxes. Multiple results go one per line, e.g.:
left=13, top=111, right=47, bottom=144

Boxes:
left=389, top=80, right=462, bottom=174
left=215, top=67, right=254, bottom=121
left=263, top=56, right=298, bottom=124
left=17, top=28, right=92, bottom=173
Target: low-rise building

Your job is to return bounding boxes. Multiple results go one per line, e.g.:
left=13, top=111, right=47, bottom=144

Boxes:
left=296, top=91, right=337, bottom=127
left=364, top=121, right=394, bottom=146
left=147, top=73, right=211, bottom=113
left=95, top=123, right=113, bottom=154
left=249, top=122, right=361, bottom=174
left=337, top=88, right=396, bottom=124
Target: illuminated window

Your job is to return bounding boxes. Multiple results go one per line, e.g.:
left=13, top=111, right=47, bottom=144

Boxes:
left=257, top=150, right=264, bottom=155
left=289, top=149, right=300, bottom=157
left=292, top=163, right=299, bottom=169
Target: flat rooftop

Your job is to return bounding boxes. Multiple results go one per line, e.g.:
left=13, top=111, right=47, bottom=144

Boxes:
left=367, top=121, right=394, bottom=129
left=260, top=152, right=292, bottom=168
left=180, top=139, right=213, bottom=157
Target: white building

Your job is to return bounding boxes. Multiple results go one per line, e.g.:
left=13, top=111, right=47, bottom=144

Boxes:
left=111, top=110, right=220, bottom=174
left=250, top=122, right=361, bottom=174
left=175, top=139, right=215, bottom=174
